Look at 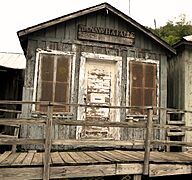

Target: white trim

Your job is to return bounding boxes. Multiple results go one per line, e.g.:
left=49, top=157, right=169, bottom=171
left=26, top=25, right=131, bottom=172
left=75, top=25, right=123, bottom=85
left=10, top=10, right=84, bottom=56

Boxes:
left=71, top=45, right=77, bottom=104
left=32, top=48, right=75, bottom=112
left=81, top=52, right=122, bottom=61
left=32, top=51, right=40, bottom=111
left=77, top=52, right=122, bottom=139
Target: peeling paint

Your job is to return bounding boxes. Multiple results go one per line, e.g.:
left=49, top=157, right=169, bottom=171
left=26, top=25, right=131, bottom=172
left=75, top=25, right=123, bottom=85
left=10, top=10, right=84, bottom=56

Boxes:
left=77, top=52, right=122, bottom=140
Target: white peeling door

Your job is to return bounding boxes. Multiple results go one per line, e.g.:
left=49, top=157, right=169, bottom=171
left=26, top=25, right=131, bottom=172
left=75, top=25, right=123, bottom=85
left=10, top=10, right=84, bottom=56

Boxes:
left=81, top=60, right=115, bottom=139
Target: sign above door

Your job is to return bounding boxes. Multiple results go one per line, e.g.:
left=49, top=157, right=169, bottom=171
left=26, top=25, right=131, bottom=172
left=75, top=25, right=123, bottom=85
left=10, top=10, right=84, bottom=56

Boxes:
left=78, top=24, right=135, bottom=46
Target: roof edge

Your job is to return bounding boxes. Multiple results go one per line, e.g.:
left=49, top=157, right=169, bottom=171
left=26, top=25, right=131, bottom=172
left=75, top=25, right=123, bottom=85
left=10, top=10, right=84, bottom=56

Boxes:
left=17, top=2, right=107, bottom=37
left=17, top=2, right=176, bottom=54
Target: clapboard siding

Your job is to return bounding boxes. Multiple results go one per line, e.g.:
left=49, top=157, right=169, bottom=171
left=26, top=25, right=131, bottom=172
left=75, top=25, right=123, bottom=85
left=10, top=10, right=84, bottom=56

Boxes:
left=168, top=50, right=185, bottom=109
left=29, top=11, right=166, bottom=54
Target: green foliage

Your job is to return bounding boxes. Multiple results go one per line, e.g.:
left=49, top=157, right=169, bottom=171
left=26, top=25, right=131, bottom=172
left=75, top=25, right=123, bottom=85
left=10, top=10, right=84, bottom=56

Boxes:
left=148, top=14, right=192, bottom=45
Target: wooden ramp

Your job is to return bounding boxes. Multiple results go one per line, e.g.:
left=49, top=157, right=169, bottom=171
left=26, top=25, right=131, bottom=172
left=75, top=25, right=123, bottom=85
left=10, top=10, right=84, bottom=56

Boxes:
left=1, top=150, right=192, bottom=179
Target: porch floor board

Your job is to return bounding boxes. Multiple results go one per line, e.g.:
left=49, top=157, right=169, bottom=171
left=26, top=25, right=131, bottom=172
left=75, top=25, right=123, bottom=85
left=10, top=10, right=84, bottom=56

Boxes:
left=1, top=150, right=192, bottom=179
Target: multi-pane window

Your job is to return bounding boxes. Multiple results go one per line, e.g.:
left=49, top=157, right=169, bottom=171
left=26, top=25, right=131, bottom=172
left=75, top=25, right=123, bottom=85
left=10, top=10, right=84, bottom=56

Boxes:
left=129, top=61, right=157, bottom=114
left=36, top=53, right=71, bottom=112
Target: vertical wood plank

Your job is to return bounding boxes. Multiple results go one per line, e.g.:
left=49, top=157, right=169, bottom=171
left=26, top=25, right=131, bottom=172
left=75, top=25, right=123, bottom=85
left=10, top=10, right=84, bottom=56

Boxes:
left=160, top=55, right=167, bottom=143
left=121, top=50, right=127, bottom=140
left=133, top=174, right=142, bottom=180
left=143, top=108, right=153, bottom=175
left=12, top=126, right=19, bottom=153
left=43, top=103, right=53, bottom=180
left=166, top=111, right=170, bottom=152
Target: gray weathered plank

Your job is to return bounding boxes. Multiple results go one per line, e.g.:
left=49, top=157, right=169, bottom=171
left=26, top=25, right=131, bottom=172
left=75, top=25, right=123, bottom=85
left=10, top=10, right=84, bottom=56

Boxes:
left=150, top=164, right=192, bottom=177
left=59, top=152, right=76, bottom=164
left=22, top=152, right=35, bottom=165
left=31, top=152, right=43, bottom=165
left=51, top=152, right=64, bottom=165
left=0, top=151, right=12, bottom=163
left=0, top=153, right=20, bottom=166
left=12, top=152, right=28, bottom=165
left=83, top=151, right=109, bottom=163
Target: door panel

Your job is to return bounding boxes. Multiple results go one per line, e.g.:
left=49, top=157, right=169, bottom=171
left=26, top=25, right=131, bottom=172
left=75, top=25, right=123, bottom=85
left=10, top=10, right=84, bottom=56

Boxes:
left=81, top=60, right=115, bottom=139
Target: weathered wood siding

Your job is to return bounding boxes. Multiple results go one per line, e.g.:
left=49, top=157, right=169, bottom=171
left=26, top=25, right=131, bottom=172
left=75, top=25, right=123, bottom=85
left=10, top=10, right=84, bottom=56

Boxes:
left=168, top=49, right=185, bottom=110
left=21, top=9, right=169, bottom=150
left=168, top=44, right=192, bottom=149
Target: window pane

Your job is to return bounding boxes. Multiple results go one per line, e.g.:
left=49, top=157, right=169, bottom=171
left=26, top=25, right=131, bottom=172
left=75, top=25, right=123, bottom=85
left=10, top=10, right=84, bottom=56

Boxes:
left=38, top=82, right=53, bottom=112
left=54, top=83, right=69, bottom=112
left=130, top=62, right=143, bottom=88
left=129, top=61, right=157, bottom=115
left=145, top=64, right=156, bottom=88
left=40, top=54, right=54, bottom=81
left=131, top=88, right=143, bottom=114
left=56, top=55, right=69, bottom=82
left=36, top=53, right=71, bottom=112
left=40, top=82, right=53, bottom=101
left=55, top=82, right=68, bottom=102
left=144, top=89, right=153, bottom=106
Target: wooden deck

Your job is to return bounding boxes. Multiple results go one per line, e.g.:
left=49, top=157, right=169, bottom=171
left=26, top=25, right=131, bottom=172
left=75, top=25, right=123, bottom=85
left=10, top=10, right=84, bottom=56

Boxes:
left=1, top=150, right=192, bottom=179
left=1, top=101, right=192, bottom=179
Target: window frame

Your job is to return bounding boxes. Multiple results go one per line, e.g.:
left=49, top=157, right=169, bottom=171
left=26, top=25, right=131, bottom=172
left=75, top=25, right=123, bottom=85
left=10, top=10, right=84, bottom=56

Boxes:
left=32, top=49, right=75, bottom=113
left=127, top=57, right=159, bottom=115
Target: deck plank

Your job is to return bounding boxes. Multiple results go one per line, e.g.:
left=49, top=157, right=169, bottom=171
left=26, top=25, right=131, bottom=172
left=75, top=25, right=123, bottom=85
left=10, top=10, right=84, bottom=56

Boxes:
left=1, top=150, right=192, bottom=179
left=171, top=152, right=192, bottom=162
left=113, top=150, right=139, bottom=162
left=127, top=151, right=144, bottom=159
left=83, top=151, right=109, bottom=163
left=173, top=152, right=192, bottom=162
left=149, top=152, right=166, bottom=162
left=51, top=151, right=64, bottom=165
left=95, top=151, right=119, bottom=162
left=0, top=151, right=12, bottom=163
left=12, top=152, right=28, bottom=165
left=67, top=152, right=87, bottom=164
left=59, top=152, right=77, bottom=164
left=181, top=152, right=192, bottom=161
left=102, top=151, right=126, bottom=161
left=0, top=153, right=20, bottom=166
left=152, top=152, right=186, bottom=163
left=114, top=150, right=142, bottom=161
left=75, top=151, right=98, bottom=164
left=31, top=152, right=43, bottom=165
left=22, top=152, right=35, bottom=165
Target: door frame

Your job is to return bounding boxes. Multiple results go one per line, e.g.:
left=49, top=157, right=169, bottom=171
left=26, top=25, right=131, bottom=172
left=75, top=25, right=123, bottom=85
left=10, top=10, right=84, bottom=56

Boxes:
left=77, top=52, right=122, bottom=139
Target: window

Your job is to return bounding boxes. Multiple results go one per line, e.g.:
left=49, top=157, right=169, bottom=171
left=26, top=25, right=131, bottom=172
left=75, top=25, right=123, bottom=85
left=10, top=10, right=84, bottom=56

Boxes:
left=129, top=61, right=157, bottom=114
left=35, top=52, right=71, bottom=112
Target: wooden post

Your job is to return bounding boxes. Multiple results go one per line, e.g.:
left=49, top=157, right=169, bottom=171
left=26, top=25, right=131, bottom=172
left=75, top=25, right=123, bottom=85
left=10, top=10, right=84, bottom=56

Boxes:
left=43, top=102, right=53, bottom=180
left=143, top=108, right=153, bottom=175
left=11, top=125, right=20, bottom=153
left=133, top=175, right=142, bottom=180
left=166, top=111, right=170, bottom=152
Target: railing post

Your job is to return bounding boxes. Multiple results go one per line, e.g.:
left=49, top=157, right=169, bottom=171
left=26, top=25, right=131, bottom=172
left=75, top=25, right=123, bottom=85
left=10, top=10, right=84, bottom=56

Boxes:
left=43, top=102, right=53, bottom=180
left=143, top=108, right=153, bottom=175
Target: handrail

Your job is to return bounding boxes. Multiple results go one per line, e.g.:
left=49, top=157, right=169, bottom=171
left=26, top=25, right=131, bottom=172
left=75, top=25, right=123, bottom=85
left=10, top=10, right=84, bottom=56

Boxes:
left=1, top=101, right=192, bottom=179
left=1, top=100, right=192, bottom=113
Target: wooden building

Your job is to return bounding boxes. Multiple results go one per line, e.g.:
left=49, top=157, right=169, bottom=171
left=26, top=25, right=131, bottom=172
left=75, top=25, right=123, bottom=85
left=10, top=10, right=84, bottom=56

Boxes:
left=0, top=52, right=25, bottom=118
left=168, top=35, right=192, bottom=150
left=0, top=52, right=25, bottom=151
left=17, top=3, right=176, bottom=150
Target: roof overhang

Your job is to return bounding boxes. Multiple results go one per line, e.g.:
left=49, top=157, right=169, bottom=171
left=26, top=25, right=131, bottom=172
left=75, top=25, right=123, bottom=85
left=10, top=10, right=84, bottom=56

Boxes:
left=173, top=38, right=192, bottom=49
left=0, top=52, right=26, bottom=69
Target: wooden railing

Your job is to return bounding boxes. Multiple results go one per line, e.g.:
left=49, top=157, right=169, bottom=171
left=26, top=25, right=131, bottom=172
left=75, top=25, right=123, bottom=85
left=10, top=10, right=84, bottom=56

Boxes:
left=1, top=101, right=192, bottom=179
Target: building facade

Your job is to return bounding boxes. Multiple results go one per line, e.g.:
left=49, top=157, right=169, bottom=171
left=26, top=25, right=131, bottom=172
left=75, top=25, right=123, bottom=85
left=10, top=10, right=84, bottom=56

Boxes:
left=17, top=3, right=175, bottom=149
